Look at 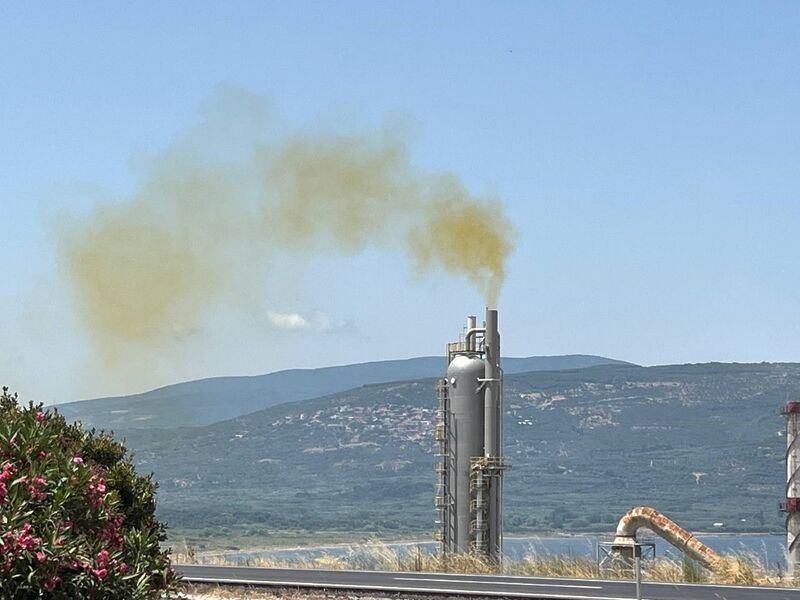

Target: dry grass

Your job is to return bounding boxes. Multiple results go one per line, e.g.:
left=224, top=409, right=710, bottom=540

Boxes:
left=711, top=554, right=787, bottom=586
left=174, top=542, right=800, bottom=586
left=173, top=541, right=798, bottom=588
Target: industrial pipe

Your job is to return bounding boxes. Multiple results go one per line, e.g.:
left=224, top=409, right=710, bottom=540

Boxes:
left=612, top=506, right=722, bottom=570
left=464, top=327, right=485, bottom=352
left=483, top=307, right=501, bottom=559
left=484, top=308, right=499, bottom=458
left=466, top=316, right=477, bottom=351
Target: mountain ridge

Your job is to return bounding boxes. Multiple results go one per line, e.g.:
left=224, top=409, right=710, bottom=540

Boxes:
left=55, top=354, right=631, bottom=430
left=115, top=360, right=798, bottom=548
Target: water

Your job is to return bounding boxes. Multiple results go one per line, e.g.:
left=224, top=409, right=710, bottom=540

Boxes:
left=504, top=534, right=787, bottom=569
left=205, top=533, right=789, bottom=570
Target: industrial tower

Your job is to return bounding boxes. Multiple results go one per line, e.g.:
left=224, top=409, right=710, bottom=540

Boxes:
left=435, top=308, right=508, bottom=561
left=782, top=401, right=800, bottom=577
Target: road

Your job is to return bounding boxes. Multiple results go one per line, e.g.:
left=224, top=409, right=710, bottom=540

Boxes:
left=177, top=565, right=800, bottom=599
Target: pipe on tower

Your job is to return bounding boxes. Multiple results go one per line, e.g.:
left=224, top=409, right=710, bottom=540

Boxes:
left=484, top=308, right=500, bottom=458
left=464, top=327, right=485, bottom=352
left=466, top=316, right=477, bottom=351
left=483, top=308, right=503, bottom=560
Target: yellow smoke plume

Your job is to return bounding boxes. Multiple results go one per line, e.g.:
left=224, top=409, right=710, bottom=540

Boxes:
left=59, top=87, right=516, bottom=351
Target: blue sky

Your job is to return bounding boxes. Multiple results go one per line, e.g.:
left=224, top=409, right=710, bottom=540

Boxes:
left=1, top=2, right=799, bottom=402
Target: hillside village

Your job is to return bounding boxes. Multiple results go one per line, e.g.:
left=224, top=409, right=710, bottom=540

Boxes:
left=97, top=362, right=798, bottom=549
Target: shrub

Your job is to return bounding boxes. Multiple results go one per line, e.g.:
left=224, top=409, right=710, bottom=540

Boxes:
left=0, top=387, right=180, bottom=598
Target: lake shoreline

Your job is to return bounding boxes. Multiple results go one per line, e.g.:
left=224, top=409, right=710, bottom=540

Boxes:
left=196, top=531, right=786, bottom=559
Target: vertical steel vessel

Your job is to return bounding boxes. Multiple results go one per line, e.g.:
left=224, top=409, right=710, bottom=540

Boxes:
left=435, top=308, right=508, bottom=561
left=446, top=354, right=486, bottom=551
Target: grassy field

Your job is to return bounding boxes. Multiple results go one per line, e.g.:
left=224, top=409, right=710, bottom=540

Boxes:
left=174, top=542, right=799, bottom=588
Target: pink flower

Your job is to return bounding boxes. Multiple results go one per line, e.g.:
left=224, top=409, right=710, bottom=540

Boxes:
left=35, top=411, right=45, bottom=422
left=35, top=550, right=45, bottom=562
left=92, top=567, right=108, bottom=580
left=119, top=561, right=129, bottom=573
left=26, top=475, right=48, bottom=501
left=86, top=475, right=108, bottom=506
left=71, top=456, right=84, bottom=465
left=3, top=523, right=42, bottom=553
left=0, top=462, right=15, bottom=482
left=99, top=514, right=126, bottom=546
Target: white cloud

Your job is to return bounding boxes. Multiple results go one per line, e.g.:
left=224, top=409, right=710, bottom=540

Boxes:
left=266, top=310, right=349, bottom=333
left=267, top=311, right=311, bottom=330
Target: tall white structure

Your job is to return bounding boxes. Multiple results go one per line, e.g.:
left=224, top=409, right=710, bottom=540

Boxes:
left=783, top=401, right=800, bottom=577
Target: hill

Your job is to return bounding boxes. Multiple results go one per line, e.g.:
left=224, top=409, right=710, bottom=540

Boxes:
left=115, top=361, right=798, bottom=549
left=54, top=354, right=629, bottom=429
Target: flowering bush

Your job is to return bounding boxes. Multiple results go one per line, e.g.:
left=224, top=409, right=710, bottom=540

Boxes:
left=0, top=387, right=180, bottom=598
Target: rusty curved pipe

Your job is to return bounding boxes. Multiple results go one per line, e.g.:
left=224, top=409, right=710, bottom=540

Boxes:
left=612, top=506, right=721, bottom=570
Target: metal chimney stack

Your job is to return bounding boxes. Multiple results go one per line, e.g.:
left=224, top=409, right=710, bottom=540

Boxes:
left=435, top=307, right=508, bottom=562
left=782, top=401, right=800, bottom=577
